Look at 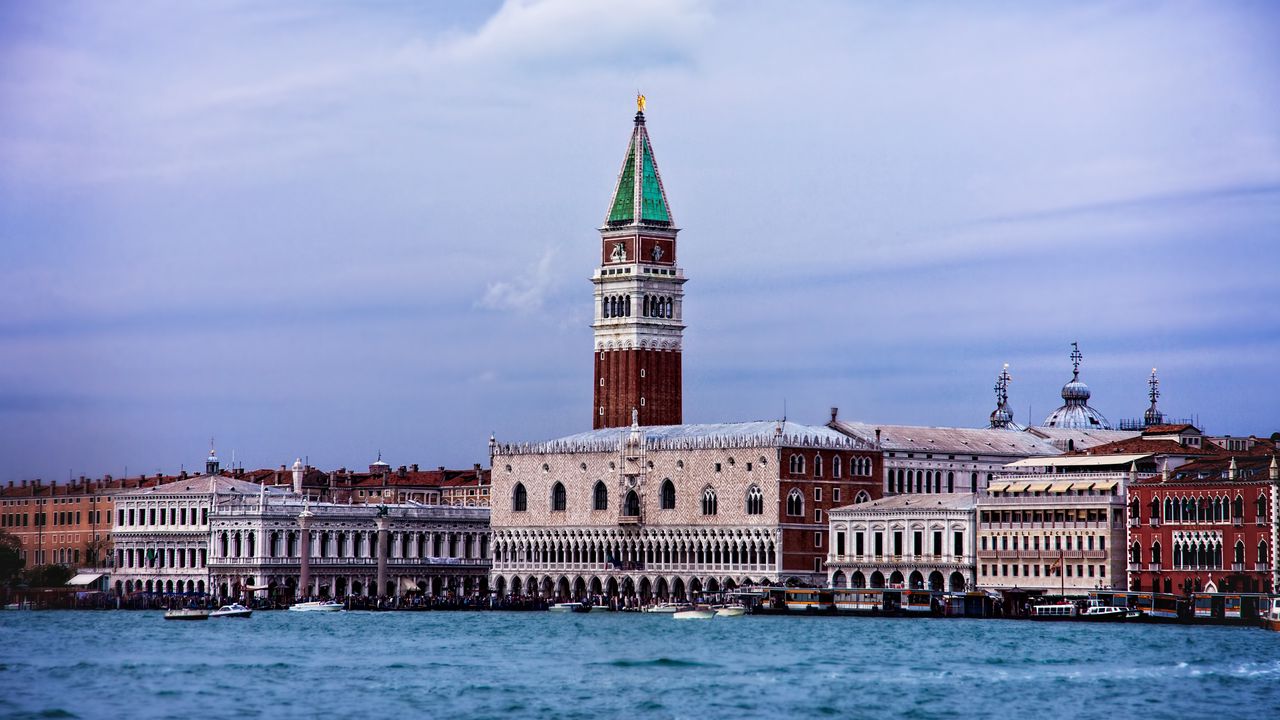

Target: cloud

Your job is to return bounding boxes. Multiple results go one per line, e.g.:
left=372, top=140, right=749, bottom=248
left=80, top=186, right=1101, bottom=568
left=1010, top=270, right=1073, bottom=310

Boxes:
left=479, top=247, right=561, bottom=313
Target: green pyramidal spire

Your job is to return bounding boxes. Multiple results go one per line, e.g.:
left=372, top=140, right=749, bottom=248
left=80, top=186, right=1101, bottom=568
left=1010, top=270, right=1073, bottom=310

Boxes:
left=605, top=110, right=673, bottom=227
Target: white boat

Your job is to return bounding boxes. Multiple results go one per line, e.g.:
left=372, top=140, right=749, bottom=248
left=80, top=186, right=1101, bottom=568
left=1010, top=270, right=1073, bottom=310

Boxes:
left=714, top=605, right=746, bottom=617
left=164, top=608, right=209, bottom=621
left=1030, top=603, right=1078, bottom=619
left=642, top=603, right=684, bottom=614
left=588, top=604, right=612, bottom=613
left=210, top=603, right=253, bottom=619
left=673, top=608, right=715, bottom=620
left=289, top=600, right=343, bottom=612
left=548, top=602, right=582, bottom=613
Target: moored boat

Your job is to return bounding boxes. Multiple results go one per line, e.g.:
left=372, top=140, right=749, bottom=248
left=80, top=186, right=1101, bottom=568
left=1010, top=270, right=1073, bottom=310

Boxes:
left=1263, top=602, right=1280, bottom=632
left=288, top=600, right=343, bottom=612
left=548, top=602, right=582, bottom=613
left=209, top=603, right=253, bottom=619
left=642, top=603, right=684, bottom=614
left=164, top=608, right=210, bottom=621
left=714, top=605, right=746, bottom=617
left=673, top=607, right=715, bottom=620
left=1029, top=602, right=1077, bottom=620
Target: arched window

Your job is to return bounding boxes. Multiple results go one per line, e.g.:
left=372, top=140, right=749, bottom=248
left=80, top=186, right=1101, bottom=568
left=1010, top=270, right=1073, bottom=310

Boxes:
left=593, top=481, right=608, bottom=511
left=1164, top=497, right=1173, bottom=521
left=701, top=488, right=718, bottom=516
left=832, top=456, right=842, bottom=478
left=551, top=482, right=566, bottom=512
left=813, top=455, right=822, bottom=478
left=1232, top=495, right=1244, bottom=519
left=853, top=490, right=871, bottom=504
left=1151, top=541, right=1162, bottom=565
left=786, top=489, right=804, bottom=517
left=1130, top=542, right=1141, bottom=564
left=1259, top=540, right=1269, bottom=564
left=897, top=469, right=905, bottom=494
left=746, top=485, right=763, bottom=515
left=1130, top=498, right=1140, bottom=521
left=947, top=471, right=954, bottom=493
left=789, top=454, right=805, bottom=475
left=512, top=483, right=527, bottom=512
left=623, top=490, right=640, bottom=516
left=1234, top=540, right=1245, bottom=564
left=660, top=479, right=676, bottom=510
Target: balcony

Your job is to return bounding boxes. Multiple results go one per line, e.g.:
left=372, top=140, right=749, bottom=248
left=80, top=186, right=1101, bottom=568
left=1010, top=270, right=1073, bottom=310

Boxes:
left=1128, top=517, right=1140, bottom=528
left=1150, top=518, right=1160, bottom=528
left=618, top=515, right=642, bottom=526
left=1127, top=563, right=1142, bottom=572
left=1232, top=517, right=1244, bottom=527
left=1148, top=563, right=1162, bottom=572
left=1232, top=562, right=1245, bottom=572
left=1255, top=563, right=1272, bottom=572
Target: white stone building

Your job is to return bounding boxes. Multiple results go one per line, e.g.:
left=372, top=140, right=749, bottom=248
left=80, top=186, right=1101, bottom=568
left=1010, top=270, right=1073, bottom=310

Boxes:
left=489, top=420, right=882, bottom=600
left=826, top=494, right=977, bottom=592
left=208, top=493, right=490, bottom=599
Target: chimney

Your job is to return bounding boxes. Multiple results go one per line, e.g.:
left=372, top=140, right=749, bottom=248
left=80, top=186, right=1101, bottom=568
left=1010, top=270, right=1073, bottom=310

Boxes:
left=181, top=470, right=188, bottom=480
left=20, top=480, right=26, bottom=488
left=398, top=466, right=407, bottom=478
left=830, top=407, right=838, bottom=423
left=438, top=466, right=445, bottom=473
left=473, top=463, right=481, bottom=473
left=875, top=428, right=882, bottom=447
left=292, top=459, right=304, bottom=495
left=411, top=464, right=418, bottom=473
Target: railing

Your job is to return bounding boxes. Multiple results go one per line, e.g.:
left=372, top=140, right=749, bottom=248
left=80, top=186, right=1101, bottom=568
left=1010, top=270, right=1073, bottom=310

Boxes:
left=1148, top=563, right=1162, bottom=572
left=979, top=550, right=1107, bottom=561
left=208, top=556, right=488, bottom=567
left=982, top=521, right=1112, bottom=531
left=1127, top=563, right=1141, bottom=572
left=1232, top=563, right=1245, bottom=571
left=493, top=560, right=776, bottom=574
left=618, top=515, right=641, bottom=525
left=1150, top=518, right=1160, bottom=528
left=1255, top=563, right=1272, bottom=572
left=1128, top=517, right=1140, bottom=527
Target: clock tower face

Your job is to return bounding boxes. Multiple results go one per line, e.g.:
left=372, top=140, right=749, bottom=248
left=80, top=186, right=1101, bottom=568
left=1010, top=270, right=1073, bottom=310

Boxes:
left=592, top=107, right=685, bottom=430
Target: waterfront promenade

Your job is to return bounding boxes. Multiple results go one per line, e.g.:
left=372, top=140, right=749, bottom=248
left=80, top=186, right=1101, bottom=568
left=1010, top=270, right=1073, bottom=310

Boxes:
left=3, top=611, right=1278, bottom=719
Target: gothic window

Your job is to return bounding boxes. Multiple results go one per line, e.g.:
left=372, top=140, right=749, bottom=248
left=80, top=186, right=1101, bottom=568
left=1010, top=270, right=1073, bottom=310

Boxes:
left=947, top=471, right=954, bottom=493
left=970, top=472, right=977, bottom=493
left=1259, top=540, right=1269, bottom=564
left=624, top=295, right=631, bottom=317
left=701, top=487, right=718, bottom=516
left=660, top=479, right=676, bottom=510
left=1164, top=497, right=1174, bottom=521
left=601, top=297, right=608, bottom=318
left=832, top=456, right=842, bottom=478
left=551, top=482, right=566, bottom=512
left=1256, top=495, right=1266, bottom=520
left=813, top=455, right=822, bottom=478
left=1151, top=541, right=1161, bottom=565
left=1232, top=495, right=1244, bottom=519
left=854, top=490, right=870, bottom=504
left=786, top=489, right=804, bottom=517
left=513, top=483, right=528, bottom=512
left=1130, top=541, right=1141, bottom=564
left=624, top=490, right=640, bottom=517
left=1234, top=540, right=1245, bottom=564
left=593, top=481, right=608, bottom=511
left=746, top=485, right=763, bottom=515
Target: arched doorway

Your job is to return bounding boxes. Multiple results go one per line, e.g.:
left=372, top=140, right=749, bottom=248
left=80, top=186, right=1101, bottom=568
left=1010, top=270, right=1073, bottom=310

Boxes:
left=723, top=578, right=737, bottom=591
left=638, top=577, right=651, bottom=601
left=556, top=577, right=571, bottom=599
left=655, top=577, right=669, bottom=600
left=689, top=577, right=702, bottom=598
left=852, top=571, right=866, bottom=588
left=573, top=576, right=587, bottom=599
left=869, top=571, right=883, bottom=588
left=540, top=576, right=554, bottom=597
left=888, top=571, right=903, bottom=588
left=621, top=576, right=635, bottom=597
left=605, top=577, right=619, bottom=597
left=706, top=577, right=719, bottom=593
left=909, top=571, right=924, bottom=589
left=832, top=570, right=847, bottom=588
left=589, top=577, right=603, bottom=596
left=948, top=572, right=965, bottom=591
left=928, top=571, right=944, bottom=591
left=494, top=577, right=506, bottom=596
left=624, top=491, right=640, bottom=517
left=672, top=577, right=686, bottom=601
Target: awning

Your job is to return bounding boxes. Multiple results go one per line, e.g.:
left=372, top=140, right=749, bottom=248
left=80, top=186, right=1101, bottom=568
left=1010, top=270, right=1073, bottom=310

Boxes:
left=987, top=482, right=1011, bottom=493
left=1048, top=482, right=1073, bottom=492
left=1027, top=482, right=1052, bottom=492
left=1092, top=479, right=1119, bottom=491
left=66, top=573, right=104, bottom=587
left=1005, top=453, right=1152, bottom=469
left=1010, top=482, right=1031, bottom=492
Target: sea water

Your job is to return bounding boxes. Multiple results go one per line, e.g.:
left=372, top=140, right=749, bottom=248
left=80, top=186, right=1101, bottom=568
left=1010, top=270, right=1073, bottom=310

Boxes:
left=2, top=611, right=1278, bottom=719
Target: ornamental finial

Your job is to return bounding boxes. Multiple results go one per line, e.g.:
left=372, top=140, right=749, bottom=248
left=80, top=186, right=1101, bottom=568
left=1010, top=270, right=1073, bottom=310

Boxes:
left=637, top=93, right=646, bottom=113
left=1070, top=341, right=1082, bottom=379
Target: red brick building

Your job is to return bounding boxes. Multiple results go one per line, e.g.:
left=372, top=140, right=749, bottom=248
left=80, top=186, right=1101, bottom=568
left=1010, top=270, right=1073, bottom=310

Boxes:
left=1128, top=453, right=1277, bottom=594
left=776, top=444, right=883, bottom=579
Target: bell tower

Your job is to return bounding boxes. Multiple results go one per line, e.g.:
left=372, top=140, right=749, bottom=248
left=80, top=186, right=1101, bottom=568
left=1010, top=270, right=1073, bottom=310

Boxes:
left=592, top=97, right=685, bottom=429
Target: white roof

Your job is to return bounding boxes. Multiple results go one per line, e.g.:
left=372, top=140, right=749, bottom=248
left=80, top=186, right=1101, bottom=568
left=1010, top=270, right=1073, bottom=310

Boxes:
left=830, top=421, right=1062, bottom=457
left=1004, top=453, right=1151, bottom=469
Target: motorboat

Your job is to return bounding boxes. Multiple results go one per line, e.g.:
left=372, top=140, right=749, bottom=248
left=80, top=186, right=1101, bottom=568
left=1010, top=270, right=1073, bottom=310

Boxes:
left=714, top=605, right=746, bottom=617
left=210, top=603, right=253, bottom=619
left=673, top=607, right=715, bottom=620
left=1029, top=603, right=1077, bottom=619
left=288, top=600, right=343, bottom=612
left=1079, top=604, right=1131, bottom=622
left=548, top=602, right=582, bottom=613
left=164, top=608, right=210, bottom=621
left=642, top=603, right=684, bottom=614
left=1263, top=602, right=1280, bottom=632
left=588, top=604, right=613, bottom=613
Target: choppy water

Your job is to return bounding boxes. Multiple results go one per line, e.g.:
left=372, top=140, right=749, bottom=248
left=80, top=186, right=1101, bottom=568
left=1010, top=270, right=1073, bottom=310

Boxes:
left=2, top=611, right=1279, bottom=719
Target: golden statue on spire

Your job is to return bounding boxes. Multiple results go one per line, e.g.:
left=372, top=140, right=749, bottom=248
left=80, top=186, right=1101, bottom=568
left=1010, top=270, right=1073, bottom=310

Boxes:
left=637, top=93, right=646, bottom=113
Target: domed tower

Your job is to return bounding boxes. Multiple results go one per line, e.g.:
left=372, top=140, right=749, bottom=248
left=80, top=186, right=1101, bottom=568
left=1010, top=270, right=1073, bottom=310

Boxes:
left=592, top=96, right=686, bottom=429
left=1041, top=342, right=1111, bottom=429
left=988, top=363, right=1023, bottom=430
left=1143, top=368, right=1164, bottom=427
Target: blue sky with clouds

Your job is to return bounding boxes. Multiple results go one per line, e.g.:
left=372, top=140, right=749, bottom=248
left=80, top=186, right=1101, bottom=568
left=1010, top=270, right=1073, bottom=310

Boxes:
left=1, top=0, right=1277, bottom=481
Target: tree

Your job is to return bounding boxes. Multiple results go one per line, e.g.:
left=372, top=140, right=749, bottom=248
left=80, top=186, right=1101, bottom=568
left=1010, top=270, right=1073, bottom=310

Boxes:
left=23, top=564, right=74, bottom=587
left=84, top=534, right=112, bottom=568
left=0, top=530, right=23, bottom=587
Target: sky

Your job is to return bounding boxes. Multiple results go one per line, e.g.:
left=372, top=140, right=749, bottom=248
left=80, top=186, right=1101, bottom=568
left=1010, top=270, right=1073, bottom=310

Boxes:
left=1, top=0, right=1277, bottom=482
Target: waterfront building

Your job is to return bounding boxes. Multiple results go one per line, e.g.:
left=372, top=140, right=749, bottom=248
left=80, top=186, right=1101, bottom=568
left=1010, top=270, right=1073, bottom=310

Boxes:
left=110, top=452, right=289, bottom=595
left=207, top=493, right=490, bottom=600
left=1127, top=454, right=1276, bottom=595
left=1041, top=342, right=1112, bottom=430
left=592, top=98, right=684, bottom=429
left=1, top=477, right=120, bottom=575
left=826, top=494, right=976, bottom=591
left=489, top=420, right=882, bottom=599
left=828, top=410, right=1065, bottom=496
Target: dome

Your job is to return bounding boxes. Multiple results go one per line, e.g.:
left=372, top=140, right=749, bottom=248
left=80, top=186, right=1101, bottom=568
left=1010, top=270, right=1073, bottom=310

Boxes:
left=1041, top=342, right=1111, bottom=430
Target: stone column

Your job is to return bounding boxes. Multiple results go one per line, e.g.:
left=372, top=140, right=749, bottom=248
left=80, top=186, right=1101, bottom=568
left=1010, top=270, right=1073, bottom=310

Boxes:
left=376, top=517, right=389, bottom=598
left=297, top=510, right=313, bottom=601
